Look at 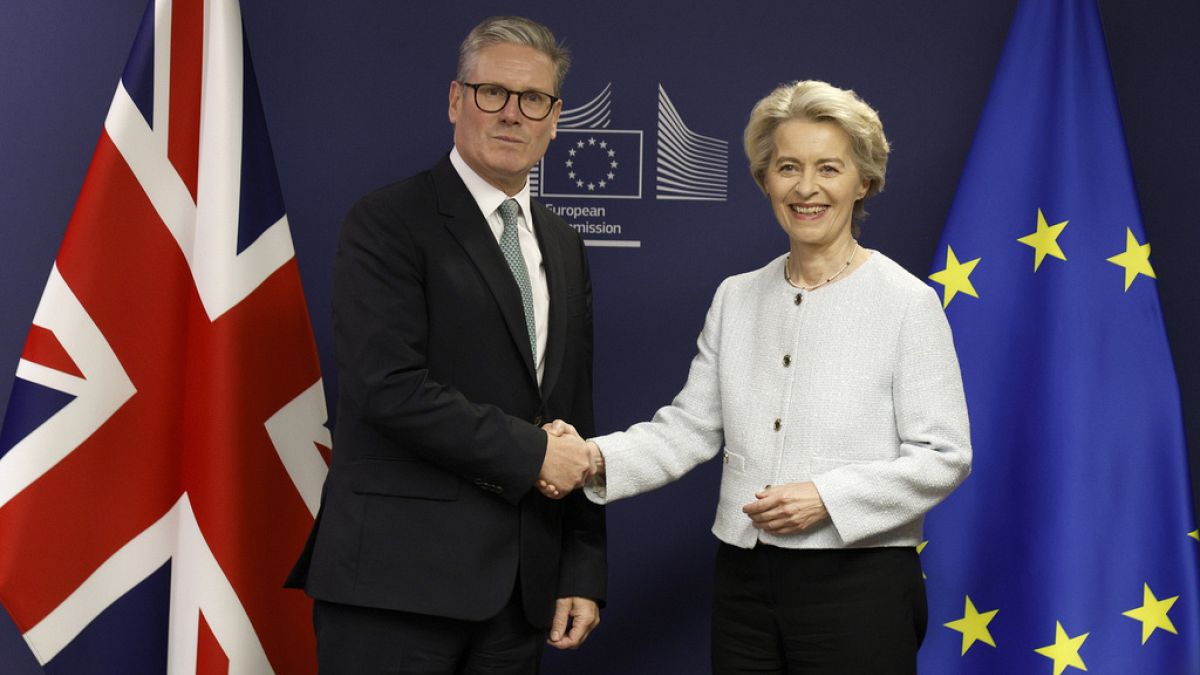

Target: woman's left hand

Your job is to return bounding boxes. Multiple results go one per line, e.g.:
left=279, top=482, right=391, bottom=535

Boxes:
left=742, top=482, right=829, bottom=535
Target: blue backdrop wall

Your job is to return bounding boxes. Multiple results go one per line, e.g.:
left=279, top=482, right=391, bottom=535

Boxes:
left=2, top=2, right=1198, bottom=673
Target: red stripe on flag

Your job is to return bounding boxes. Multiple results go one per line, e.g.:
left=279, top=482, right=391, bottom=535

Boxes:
left=182, top=261, right=321, bottom=673
left=21, top=325, right=84, bottom=378
left=168, top=0, right=203, bottom=200
left=196, top=611, right=230, bottom=674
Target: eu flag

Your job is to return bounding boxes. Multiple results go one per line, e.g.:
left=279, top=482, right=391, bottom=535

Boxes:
left=920, top=0, right=1200, bottom=672
left=539, top=129, right=644, bottom=199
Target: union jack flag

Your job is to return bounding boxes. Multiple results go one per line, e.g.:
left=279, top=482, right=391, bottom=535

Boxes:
left=0, top=0, right=329, bottom=672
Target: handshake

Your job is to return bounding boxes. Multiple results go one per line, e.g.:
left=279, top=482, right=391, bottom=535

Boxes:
left=537, top=419, right=604, bottom=499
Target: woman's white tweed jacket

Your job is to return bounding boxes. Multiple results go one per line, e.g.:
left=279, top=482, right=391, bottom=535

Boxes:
left=588, top=252, right=972, bottom=549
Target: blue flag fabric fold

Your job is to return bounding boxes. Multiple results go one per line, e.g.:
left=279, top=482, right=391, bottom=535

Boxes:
left=920, top=0, right=1200, bottom=672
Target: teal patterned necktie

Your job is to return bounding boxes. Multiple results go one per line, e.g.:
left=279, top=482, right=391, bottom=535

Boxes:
left=496, top=199, right=537, bottom=364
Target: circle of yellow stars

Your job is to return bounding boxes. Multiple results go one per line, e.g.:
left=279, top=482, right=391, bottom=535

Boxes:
left=565, top=136, right=619, bottom=192
left=928, top=209, right=1158, bottom=307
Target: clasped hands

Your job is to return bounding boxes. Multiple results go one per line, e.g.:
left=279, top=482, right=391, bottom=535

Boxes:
left=536, top=420, right=601, bottom=499
left=535, top=419, right=828, bottom=533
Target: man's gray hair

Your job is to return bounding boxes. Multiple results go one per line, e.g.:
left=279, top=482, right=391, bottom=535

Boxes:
left=457, top=16, right=571, bottom=94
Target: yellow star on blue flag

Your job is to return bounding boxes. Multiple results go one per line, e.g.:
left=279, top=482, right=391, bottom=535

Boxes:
left=929, top=246, right=980, bottom=308
left=1017, top=209, right=1068, bottom=271
left=1106, top=227, right=1156, bottom=291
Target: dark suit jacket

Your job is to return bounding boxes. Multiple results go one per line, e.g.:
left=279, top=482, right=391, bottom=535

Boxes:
left=287, top=156, right=606, bottom=628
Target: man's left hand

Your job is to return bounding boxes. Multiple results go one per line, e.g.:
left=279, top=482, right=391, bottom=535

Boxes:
left=547, top=596, right=600, bottom=650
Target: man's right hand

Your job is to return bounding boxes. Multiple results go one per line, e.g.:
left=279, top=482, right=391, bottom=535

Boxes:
left=537, top=423, right=591, bottom=499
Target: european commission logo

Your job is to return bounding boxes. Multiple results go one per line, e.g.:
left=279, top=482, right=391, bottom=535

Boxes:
left=541, top=130, right=643, bottom=198
left=531, top=83, right=727, bottom=202
left=656, top=85, right=728, bottom=201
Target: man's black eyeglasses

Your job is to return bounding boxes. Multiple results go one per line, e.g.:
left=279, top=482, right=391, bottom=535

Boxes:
left=460, top=82, right=559, bottom=121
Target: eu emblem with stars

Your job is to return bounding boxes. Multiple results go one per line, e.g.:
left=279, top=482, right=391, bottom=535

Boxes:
left=539, top=129, right=643, bottom=199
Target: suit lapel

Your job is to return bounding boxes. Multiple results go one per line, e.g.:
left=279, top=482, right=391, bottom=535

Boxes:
left=432, top=158, right=538, bottom=385
left=533, top=205, right=568, bottom=399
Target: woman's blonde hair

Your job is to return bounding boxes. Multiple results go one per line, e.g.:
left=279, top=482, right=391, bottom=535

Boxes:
left=744, top=80, right=890, bottom=229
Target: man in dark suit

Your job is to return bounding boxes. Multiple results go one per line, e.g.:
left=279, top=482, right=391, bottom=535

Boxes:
left=286, top=16, right=605, bottom=673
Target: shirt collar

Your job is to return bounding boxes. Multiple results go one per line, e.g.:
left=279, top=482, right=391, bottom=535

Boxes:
left=449, top=147, right=534, bottom=232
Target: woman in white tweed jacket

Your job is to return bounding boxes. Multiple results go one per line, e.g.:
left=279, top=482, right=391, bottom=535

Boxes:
left=544, top=80, right=971, bottom=673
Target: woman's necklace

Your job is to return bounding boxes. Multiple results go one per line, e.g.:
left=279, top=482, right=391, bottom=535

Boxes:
left=785, top=241, right=859, bottom=291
